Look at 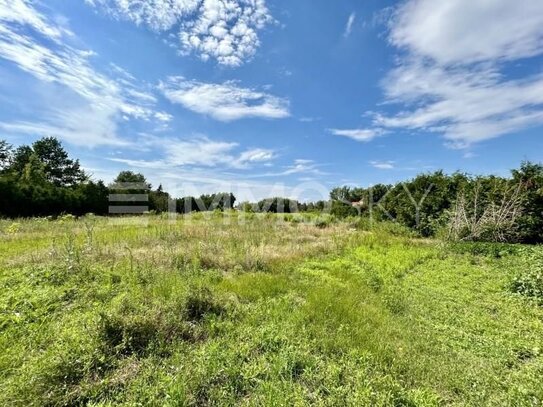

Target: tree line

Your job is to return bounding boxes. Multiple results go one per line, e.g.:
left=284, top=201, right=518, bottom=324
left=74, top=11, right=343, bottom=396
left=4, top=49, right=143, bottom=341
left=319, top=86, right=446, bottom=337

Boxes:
left=0, top=138, right=238, bottom=218
left=1, top=137, right=542, bottom=243
left=329, top=163, right=543, bottom=243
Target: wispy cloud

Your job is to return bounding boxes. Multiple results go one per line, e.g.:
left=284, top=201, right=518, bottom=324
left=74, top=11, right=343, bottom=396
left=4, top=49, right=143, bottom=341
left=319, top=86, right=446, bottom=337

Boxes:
left=374, top=63, right=543, bottom=148
left=250, top=159, right=324, bottom=177
left=370, top=160, right=395, bottom=170
left=0, top=0, right=73, bottom=40
left=159, top=77, right=290, bottom=121
left=111, top=136, right=276, bottom=170
left=86, top=0, right=273, bottom=67
left=0, top=0, right=169, bottom=147
left=235, top=148, right=275, bottom=165
left=329, top=128, right=385, bottom=142
left=367, top=0, right=543, bottom=148
left=343, top=12, right=356, bottom=38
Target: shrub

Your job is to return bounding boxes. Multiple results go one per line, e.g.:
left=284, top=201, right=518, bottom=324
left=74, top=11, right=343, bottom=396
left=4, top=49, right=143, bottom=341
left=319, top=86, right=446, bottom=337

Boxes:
left=511, top=249, right=543, bottom=304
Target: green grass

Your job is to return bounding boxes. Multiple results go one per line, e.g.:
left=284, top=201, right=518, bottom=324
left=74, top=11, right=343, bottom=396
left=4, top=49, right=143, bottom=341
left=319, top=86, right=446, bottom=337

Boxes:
left=0, top=214, right=542, bottom=406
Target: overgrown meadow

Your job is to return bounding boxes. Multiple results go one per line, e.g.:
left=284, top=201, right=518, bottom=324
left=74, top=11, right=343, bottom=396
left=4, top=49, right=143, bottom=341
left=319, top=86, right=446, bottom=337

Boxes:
left=1, top=213, right=542, bottom=406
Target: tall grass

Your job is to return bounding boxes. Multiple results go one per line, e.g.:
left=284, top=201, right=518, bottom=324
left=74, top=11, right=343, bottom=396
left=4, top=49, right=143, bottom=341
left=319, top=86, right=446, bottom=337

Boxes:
left=0, top=214, right=542, bottom=405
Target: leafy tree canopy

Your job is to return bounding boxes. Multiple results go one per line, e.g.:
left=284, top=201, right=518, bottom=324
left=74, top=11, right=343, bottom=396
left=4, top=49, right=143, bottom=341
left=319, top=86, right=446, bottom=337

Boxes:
left=111, top=171, right=150, bottom=189
left=7, top=137, right=85, bottom=186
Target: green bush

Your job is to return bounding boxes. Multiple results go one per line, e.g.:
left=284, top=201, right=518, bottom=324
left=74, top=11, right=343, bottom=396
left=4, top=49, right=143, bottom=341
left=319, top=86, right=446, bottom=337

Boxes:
left=511, top=249, right=543, bottom=304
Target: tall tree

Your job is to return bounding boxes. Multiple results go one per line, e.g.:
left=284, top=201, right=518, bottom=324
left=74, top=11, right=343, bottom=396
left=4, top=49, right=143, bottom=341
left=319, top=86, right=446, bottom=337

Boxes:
left=7, top=138, right=85, bottom=186
left=31, top=137, right=86, bottom=186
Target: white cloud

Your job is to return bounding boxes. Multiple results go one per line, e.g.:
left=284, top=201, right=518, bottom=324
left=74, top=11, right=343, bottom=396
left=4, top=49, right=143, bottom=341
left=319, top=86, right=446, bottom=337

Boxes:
left=375, top=62, right=543, bottom=147
left=251, top=159, right=324, bottom=177
left=0, top=1, right=170, bottom=147
left=154, top=112, right=174, bottom=122
left=87, top=0, right=273, bottom=66
left=329, top=128, right=384, bottom=142
left=236, top=148, right=275, bottom=164
left=284, top=159, right=320, bottom=175
left=85, top=0, right=200, bottom=31
left=160, top=77, right=290, bottom=121
left=0, top=107, right=129, bottom=147
left=165, top=137, right=237, bottom=166
left=0, top=0, right=73, bottom=40
left=370, top=160, right=395, bottom=170
left=367, top=0, right=543, bottom=147
left=344, top=12, right=356, bottom=38
left=390, top=0, right=543, bottom=65
left=112, top=136, right=276, bottom=169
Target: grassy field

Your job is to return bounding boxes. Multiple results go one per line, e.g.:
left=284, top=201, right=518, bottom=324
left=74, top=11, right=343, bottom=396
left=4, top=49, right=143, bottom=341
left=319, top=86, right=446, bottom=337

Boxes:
left=0, top=213, right=542, bottom=406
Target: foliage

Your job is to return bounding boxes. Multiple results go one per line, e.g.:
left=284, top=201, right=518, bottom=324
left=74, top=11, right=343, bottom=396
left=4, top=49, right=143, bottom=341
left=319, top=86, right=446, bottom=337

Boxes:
left=256, top=197, right=301, bottom=213
left=8, top=137, right=86, bottom=186
left=511, top=248, right=543, bottom=304
left=0, top=138, right=107, bottom=217
left=512, top=161, right=543, bottom=243
left=176, top=193, right=236, bottom=213
left=330, top=166, right=543, bottom=243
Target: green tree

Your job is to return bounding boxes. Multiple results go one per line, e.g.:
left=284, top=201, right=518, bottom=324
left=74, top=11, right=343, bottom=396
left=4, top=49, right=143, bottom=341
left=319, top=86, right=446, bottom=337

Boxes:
left=176, top=196, right=199, bottom=213
left=512, top=161, right=543, bottom=243
left=7, top=138, right=85, bottom=186
left=31, top=137, right=86, bottom=186
left=149, top=184, right=170, bottom=213
left=22, top=153, right=47, bottom=185
left=10, top=145, right=33, bottom=175
left=111, top=171, right=151, bottom=188
left=109, top=171, right=151, bottom=212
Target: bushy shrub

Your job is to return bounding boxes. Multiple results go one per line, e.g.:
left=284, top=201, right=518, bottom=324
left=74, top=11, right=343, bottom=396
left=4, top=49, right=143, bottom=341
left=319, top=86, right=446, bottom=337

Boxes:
left=511, top=249, right=543, bottom=304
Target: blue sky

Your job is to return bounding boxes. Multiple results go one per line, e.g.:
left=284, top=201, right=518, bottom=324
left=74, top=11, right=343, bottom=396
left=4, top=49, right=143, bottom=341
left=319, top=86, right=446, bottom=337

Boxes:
left=1, top=0, right=543, bottom=201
